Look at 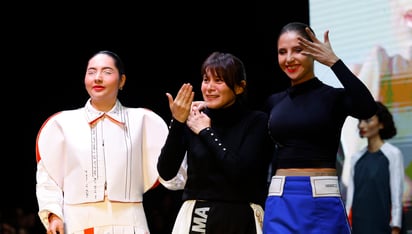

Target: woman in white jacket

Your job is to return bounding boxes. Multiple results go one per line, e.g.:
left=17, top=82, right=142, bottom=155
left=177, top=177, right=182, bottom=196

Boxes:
left=346, top=101, right=404, bottom=234
left=35, top=50, right=170, bottom=234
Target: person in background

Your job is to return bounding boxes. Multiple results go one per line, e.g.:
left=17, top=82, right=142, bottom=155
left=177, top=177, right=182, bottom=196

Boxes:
left=346, top=101, right=405, bottom=234
left=157, top=51, right=274, bottom=234
left=262, top=22, right=377, bottom=234
left=35, top=50, right=169, bottom=234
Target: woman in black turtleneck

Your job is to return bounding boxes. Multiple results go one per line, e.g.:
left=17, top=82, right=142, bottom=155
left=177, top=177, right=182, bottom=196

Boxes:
left=157, top=51, right=274, bottom=234
left=263, top=22, right=377, bottom=234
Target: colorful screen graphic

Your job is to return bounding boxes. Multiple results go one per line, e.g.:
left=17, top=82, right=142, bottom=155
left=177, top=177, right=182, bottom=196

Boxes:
left=310, top=0, right=412, bottom=230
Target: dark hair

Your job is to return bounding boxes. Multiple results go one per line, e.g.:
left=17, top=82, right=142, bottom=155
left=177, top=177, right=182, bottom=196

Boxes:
left=90, top=50, right=126, bottom=76
left=278, top=22, right=315, bottom=43
left=373, top=101, right=397, bottom=139
left=201, top=51, right=247, bottom=100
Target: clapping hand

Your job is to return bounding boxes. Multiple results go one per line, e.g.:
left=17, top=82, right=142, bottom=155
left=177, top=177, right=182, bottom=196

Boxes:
left=166, top=83, right=194, bottom=123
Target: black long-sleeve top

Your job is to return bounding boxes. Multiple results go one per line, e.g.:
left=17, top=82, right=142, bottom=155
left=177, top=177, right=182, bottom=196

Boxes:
left=265, top=59, right=377, bottom=169
left=157, top=101, right=274, bottom=206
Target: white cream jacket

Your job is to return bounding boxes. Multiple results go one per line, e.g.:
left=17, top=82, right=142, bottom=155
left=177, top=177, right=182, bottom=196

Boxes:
left=35, top=99, right=169, bottom=231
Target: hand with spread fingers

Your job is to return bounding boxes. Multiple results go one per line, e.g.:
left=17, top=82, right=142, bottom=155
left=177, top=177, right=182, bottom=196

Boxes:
left=298, top=27, right=340, bottom=67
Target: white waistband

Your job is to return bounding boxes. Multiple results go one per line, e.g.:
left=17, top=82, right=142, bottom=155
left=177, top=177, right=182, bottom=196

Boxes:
left=268, top=176, right=341, bottom=197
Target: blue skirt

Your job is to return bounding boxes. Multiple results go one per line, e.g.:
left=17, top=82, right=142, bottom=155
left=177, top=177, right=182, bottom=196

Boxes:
left=263, top=176, right=351, bottom=234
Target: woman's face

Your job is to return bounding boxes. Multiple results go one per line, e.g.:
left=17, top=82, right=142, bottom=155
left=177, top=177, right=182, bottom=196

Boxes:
left=201, top=68, right=241, bottom=109
left=357, top=115, right=383, bottom=139
left=391, top=0, right=412, bottom=29
left=277, top=31, right=315, bottom=86
left=84, top=53, right=125, bottom=108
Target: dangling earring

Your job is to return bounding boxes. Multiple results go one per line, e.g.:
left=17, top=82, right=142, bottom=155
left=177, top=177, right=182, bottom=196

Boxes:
left=119, top=86, right=123, bottom=90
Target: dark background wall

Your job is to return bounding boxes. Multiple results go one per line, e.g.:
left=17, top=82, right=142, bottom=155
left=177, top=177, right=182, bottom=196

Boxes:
left=1, top=2, right=309, bottom=233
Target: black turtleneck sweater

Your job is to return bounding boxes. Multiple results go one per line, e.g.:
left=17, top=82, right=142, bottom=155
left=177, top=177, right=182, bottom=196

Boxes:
left=157, top=101, right=274, bottom=206
left=265, top=59, right=377, bottom=169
